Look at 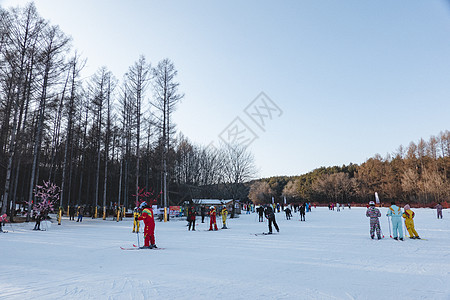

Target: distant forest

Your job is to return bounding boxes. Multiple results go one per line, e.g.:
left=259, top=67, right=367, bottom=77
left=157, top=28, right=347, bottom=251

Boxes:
left=248, top=131, right=450, bottom=207
left=1, top=4, right=448, bottom=223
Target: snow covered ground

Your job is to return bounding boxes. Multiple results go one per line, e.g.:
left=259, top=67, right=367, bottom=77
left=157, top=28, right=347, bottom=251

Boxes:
left=1, top=207, right=450, bottom=300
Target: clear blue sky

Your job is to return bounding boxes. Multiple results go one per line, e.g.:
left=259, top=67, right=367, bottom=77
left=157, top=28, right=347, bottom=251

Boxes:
left=2, top=0, right=450, bottom=178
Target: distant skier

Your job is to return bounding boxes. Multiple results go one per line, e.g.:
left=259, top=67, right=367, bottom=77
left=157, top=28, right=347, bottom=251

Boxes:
left=402, top=204, right=420, bottom=239
left=209, top=206, right=218, bottom=231
left=33, top=211, right=42, bottom=230
left=257, top=205, right=264, bottom=222
left=0, top=214, right=7, bottom=232
left=366, top=201, right=382, bottom=239
left=201, top=205, right=206, bottom=223
left=299, top=203, right=306, bottom=221
left=336, top=203, right=340, bottom=212
left=69, top=206, right=75, bottom=221
left=132, top=207, right=140, bottom=233
left=221, top=206, right=228, bottom=229
left=76, top=206, right=84, bottom=222
left=284, top=206, right=292, bottom=220
left=435, top=203, right=443, bottom=219
left=264, top=205, right=279, bottom=234
left=187, top=201, right=196, bottom=231
left=137, top=202, right=157, bottom=248
left=387, top=201, right=403, bottom=240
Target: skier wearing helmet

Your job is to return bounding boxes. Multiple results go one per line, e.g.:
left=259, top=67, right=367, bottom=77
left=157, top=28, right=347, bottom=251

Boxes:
left=209, top=206, right=218, bottom=231
left=366, top=201, right=382, bottom=239
left=136, top=202, right=157, bottom=248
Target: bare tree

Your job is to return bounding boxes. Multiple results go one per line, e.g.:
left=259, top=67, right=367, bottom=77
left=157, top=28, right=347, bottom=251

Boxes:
left=221, top=143, right=257, bottom=218
left=152, top=58, right=183, bottom=220
left=124, top=55, right=151, bottom=210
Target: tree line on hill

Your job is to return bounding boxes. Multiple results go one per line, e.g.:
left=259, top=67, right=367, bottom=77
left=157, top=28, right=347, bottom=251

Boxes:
left=248, top=131, right=450, bottom=206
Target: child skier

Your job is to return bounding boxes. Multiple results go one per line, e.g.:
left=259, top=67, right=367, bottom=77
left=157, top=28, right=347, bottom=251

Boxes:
left=136, top=202, right=157, bottom=248
left=402, top=204, right=420, bottom=239
left=264, top=205, right=279, bottom=234
left=132, top=207, right=140, bottom=233
left=387, top=201, right=403, bottom=240
left=366, top=201, right=382, bottom=239
left=221, top=206, right=228, bottom=229
left=209, top=206, right=218, bottom=231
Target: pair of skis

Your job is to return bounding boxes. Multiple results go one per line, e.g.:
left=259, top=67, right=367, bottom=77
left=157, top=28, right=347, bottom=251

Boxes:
left=120, top=244, right=164, bottom=250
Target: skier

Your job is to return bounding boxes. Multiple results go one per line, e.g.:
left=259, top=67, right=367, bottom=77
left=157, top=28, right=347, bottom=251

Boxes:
left=132, top=207, right=140, bottom=233
left=33, top=210, right=42, bottom=230
left=299, top=203, right=306, bottom=221
left=264, top=205, right=279, bottom=234
left=402, top=204, right=420, bottom=239
left=76, top=206, right=84, bottom=222
left=336, top=203, right=340, bottom=212
left=69, top=206, right=75, bottom=221
left=136, top=202, right=157, bottom=248
left=201, top=205, right=206, bottom=223
left=221, top=206, right=228, bottom=229
left=284, top=206, right=292, bottom=220
left=387, top=201, right=403, bottom=240
left=257, top=205, right=264, bottom=222
left=209, top=206, right=218, bottom=231
left=0, top=214, right=6, bottom=232
left=187, top=201, right=196, bottom=231
left=435, top=203, right=443, bottom=219
left=366, top=201, right=382, bottom=239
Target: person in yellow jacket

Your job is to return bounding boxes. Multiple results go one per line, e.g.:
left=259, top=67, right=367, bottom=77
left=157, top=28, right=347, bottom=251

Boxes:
left=221, top=206, right=228, bottom=229
left=132, top=207, right=140, bottom=233
left=402, top=204, right=420, bottom=239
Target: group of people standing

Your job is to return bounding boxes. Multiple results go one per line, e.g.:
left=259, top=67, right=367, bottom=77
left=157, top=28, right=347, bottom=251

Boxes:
left=366, top=201, right=422, bottom=240
left=186, top=202, right=229, bottom=231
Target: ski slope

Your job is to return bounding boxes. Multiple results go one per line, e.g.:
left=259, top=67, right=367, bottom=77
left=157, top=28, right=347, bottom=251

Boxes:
left=1, top=207, right=449, bottom=300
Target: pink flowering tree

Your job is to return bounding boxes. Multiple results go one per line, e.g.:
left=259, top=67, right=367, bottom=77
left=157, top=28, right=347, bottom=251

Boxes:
left=31, top=181, right=60, bottom=219
left=133, top=186, right=159, bottom=208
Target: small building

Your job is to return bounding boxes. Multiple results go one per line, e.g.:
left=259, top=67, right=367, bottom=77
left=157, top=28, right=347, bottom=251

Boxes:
left=191, top=199, right=240, bottom=214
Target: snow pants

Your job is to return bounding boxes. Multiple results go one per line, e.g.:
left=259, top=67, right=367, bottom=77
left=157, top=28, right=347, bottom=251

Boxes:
left=222, top=215, right=227, bottom=226
left=258, top=214, right=264, bottom=222
left=369, top=218, right=381, bottom=238
left=404, top=219, right=419, bottom=238
left=300, top=212, right=305, bottom=221
left=391, top=216, right=403, bottom=239
left=188, top=219, right=195, bottom=231
left=268, top=217, right=279, bottom=233
left=144, top=224, right=155, bottom=247
left=209, top=216, right=218, bottom=230
left=437, top=210, right=443, bottom=219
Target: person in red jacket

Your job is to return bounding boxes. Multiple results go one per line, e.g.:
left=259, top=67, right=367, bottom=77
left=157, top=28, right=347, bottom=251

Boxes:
left=136, top=202, right=157, bottom=249
left=209, top=206, right=218, bottom=231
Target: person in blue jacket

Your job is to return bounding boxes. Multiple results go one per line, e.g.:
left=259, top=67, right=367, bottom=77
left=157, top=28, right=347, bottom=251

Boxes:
left=387, top=201, right=403, bottom=241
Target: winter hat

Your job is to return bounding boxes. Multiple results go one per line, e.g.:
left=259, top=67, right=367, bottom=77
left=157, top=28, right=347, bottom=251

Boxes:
left=404, top=204, right=411, bottom=211
left=139, top=202, right=147, bottom=209
left=369, top=201, right=375, bottom=206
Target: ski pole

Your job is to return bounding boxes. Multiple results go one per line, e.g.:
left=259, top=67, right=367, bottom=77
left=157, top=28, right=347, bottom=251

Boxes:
left=387, top=215, right=392, bottom=238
